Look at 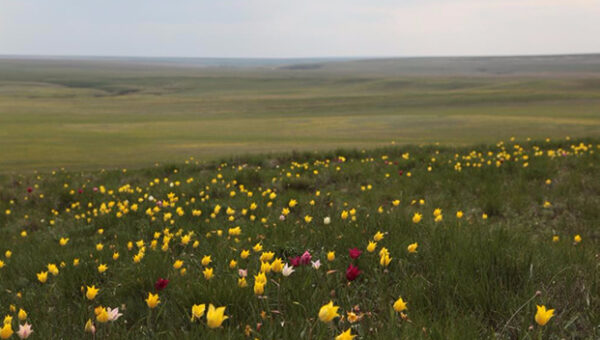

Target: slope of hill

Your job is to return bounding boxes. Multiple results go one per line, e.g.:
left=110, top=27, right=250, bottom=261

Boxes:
left=0, top=138, right=598, bottom=338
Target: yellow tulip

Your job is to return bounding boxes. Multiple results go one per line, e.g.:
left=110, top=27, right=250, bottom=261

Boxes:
left=37, top=271, right=48, bottom=283
left=18, top=308, right=27, bottom=321
left=318, top=301, right=340, bottom=323
left=203, top=267, right=214, bottom=280
left=254, top=281, right=265, bottom=295
left=96, top=308, right=109, bottom=323
left=534, top=305, right=555, bottom=326
left=206, top=304, right=228, bottom=329
left=393, top=297, right=407, bottom=312
left=270, top=258, right=283, bottom=273
left=47, top=263, right=59, bottom=276
left=229, top=259, right=238, bottom=269
left=336, top=328, right=356, bottom=340
left=191, top=304, right=206, bottom=321
left=347, top=311, right=360, bottom=323
left=260, top=261, right=271, bottom=273
left=254, top=272, right=267, bottom=285
left=86, top=285, right=99, bottom=300
left=97, top=264, right=108, bottom=273
left=145, top=292, right=160, bottom=309
left=412, top=212, right=422, bottom=223
left=84, top=319, right=95, bottom=334
left=0, top=323, right=13, bottom=339
left=173, top=260, right=183, bottom=269
left=327, top=251, right=335, bottom=262
left=380, top=253, right=392, bottom=267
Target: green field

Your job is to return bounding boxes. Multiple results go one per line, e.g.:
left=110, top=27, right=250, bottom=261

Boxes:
left=0, top=138, right=598, bottom=338
left=1, top=56, right=600, bottom=339
left=1, top=55, right=600, bottom=172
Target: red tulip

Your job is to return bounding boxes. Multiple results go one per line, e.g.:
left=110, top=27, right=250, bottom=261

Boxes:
left=346, top=264, right=361, bottom=281
left=348, top=248, right=362, bottom=259
left=289, top=256, right=301, bottom=267
left=154, top=278, right=169, bottom=291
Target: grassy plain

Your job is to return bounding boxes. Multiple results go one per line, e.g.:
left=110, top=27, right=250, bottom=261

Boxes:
left=0, top=138, right=598, bottom=339
left=1, top=55, right=600, bottom=172
left=0, top=56, right=599, bottom=339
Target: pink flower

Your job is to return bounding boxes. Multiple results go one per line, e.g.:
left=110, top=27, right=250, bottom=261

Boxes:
left=346, top=264, right=361, bottom=281
left=311, top=260, right=321, bottom=270
left=238, top=269, right=248, bottom=277
left=106, top=307, right=123, bottom=321
left=300, top=251, right=312, bottom=265
left=349, top=248, right=362, bottom=259
left=17, top=323, right=33, bottom=339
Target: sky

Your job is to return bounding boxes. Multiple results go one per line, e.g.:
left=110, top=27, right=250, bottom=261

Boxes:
left=1, top=0, right=599, bottom=58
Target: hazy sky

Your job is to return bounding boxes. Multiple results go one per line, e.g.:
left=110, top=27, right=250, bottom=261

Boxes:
left=1, top=0, right=598, bottom=58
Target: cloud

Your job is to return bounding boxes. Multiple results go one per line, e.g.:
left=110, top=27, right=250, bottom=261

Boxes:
left=0, top=0, right=598, bottom=57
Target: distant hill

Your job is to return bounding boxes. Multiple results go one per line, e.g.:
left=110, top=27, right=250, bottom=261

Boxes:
left=2, top=54, right=599, bottom=77
left=0, top=55, right=355, bottom=69
left=279, top=54, right=600, bottom=77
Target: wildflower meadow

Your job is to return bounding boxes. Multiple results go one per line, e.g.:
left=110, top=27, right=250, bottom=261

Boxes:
left=0, top=137, right=598, bottom=339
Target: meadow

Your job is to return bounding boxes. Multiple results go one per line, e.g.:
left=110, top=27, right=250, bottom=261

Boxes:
left=1, top=55, right=600, bottom=172
left=0, top=136, right=599, bottom=339
left=0, top=56, right=599, bottom=339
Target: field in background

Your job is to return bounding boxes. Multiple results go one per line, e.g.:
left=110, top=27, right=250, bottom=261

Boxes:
left=1, top=55, right=600, bottom=172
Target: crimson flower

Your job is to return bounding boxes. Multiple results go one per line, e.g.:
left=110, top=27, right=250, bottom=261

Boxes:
left=154, top=278, right=169, bottom=291
left=346, top=264, right=361, bottom=281
left=349, top=248, right=362, bottom=259
left=289, top=256, right=301, bottom=267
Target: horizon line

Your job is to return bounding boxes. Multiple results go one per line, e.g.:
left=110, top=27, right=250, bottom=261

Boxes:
left=1, top=52, right=600, bottom=61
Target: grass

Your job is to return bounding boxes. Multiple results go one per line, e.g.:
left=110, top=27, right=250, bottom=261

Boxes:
left=0, top=137, right=598, bottom=339
left=1, top=56, right=600, bottom=172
